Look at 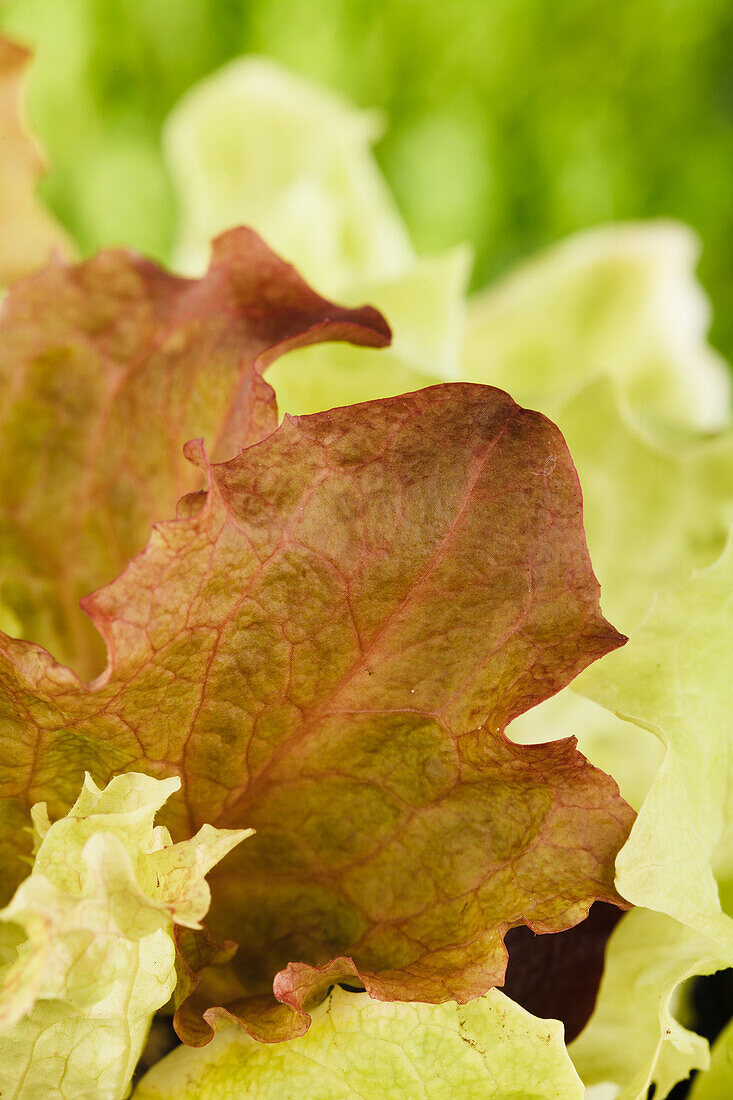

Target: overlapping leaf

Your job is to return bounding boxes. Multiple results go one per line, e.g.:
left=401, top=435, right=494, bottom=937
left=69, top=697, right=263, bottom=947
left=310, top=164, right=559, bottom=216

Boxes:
left=135, top=986, right=584, bottom=1099
left=571, top=534, right=733, bottom=1098
left=0, top=35, right=71, bottom=286
left=570, top=908, right=722, bottom=1100
left=0, top=378, right=632, bottom=1041
left=164, top=56, right=471, bottom=420
left=0, top=227, right=389, bottom=677
left=577, top=533, right=733, bottom=952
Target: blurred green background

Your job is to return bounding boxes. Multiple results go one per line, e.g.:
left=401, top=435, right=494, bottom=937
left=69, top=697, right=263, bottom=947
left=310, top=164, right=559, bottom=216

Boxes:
left=1, top=0, right=731, bottom=359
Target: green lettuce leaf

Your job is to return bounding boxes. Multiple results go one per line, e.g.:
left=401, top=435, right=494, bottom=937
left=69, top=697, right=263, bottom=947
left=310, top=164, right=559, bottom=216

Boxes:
left=570, top=533, right=733, bottom=1098
left=577, top=534, right=733, bottom=951
left=0, top=374, right=632, bottom=1041
left=570, top=908, right=722, bottom=1100
left=556, top=378, right=733, bottom=635
left=164, top=57, right=413, bottom=291
left=0, top=228, right=389, bottom=678
left=464, top=221, right=731, bottom=435
left=163, top=56, right=471, bottom=418
left=135, top=985, right=584, bottom=1099
left=0, top=35, right=71, bottom=287
left=0, top=771, right=249, bottom=1100
left=689, top=1017, right=733, bottom=1100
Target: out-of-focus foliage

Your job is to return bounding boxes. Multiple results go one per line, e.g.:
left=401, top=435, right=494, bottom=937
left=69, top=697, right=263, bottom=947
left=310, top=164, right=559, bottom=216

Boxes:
left=465, top=224, right=730, bottom=435
left=165, top=57, right=412, bottom=290
left=0, top=0, right=731, bottom=361
left=164, top=56, right=469, bottom=418
left=0, top=35, right=71, bottom=283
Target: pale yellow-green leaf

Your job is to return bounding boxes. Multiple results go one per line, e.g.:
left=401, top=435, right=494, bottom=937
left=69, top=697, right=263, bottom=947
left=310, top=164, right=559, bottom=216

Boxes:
left=164, top=56, right=412, bottom=291
left=0, top=36, right=72, bottom=286
left=0, top=772, right=249, bottom=1100
left=689, top=1017, right=733, bottom=1100
left=556, top=379, right=733, bottom=634
left=464, top=221, right=730, bottom=434
left=268, top=246, right=470, bottom=416
left=570, top=538, right=733, bottom=1098
left=135, top=986, right=583, bottom=1099
left=570, top=908, right=723, bottom=1100
left=577, top=535, right=733, bottom=953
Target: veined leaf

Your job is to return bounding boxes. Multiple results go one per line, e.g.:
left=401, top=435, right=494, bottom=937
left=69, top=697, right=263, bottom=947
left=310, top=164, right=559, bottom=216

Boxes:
left=0, top=381, right=632, bottom=1041
left=0, top=228, right=389, bottom=677
left=135, top=986, right=584, bottom=1099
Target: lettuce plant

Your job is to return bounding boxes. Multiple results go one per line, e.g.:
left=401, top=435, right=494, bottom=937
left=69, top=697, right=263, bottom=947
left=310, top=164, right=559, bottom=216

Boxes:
left=0, top=40, right=731, bottom=1100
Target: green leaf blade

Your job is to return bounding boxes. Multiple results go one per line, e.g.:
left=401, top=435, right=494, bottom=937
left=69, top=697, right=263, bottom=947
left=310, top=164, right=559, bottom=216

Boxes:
left=135, top=986, right=584, bottom=1100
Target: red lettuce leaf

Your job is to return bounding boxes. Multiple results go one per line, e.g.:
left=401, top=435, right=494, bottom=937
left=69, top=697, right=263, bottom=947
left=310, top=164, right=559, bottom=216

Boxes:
left=0, top=227, right=389, bottom=676
left=0, top=374, right=633, bottom=1041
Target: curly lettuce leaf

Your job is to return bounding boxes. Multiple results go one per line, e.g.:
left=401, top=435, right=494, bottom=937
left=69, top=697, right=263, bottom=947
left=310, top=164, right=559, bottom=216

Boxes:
left=578, top=534, right=733, bottom=950
left=0, top=35, right=71, bottom=287
left=570, top=908, right=722, bottom=1100
left=464, top=221, right=731, bottom=434
left=0, top=228, right=389, bottom=677
left=0, top=771, right=249, bottom=1100
left=570, top=534, right=733, bottom=1098
left=135, top=985, right=583, bottom=1100
left=0, top=381, right=632, bottom=1042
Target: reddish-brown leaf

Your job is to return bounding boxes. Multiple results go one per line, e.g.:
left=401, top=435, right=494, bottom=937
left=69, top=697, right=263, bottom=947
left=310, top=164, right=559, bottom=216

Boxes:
left=0, top=227, right=389, bottom=676
left=0, top=382, right=632, bottom=1041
